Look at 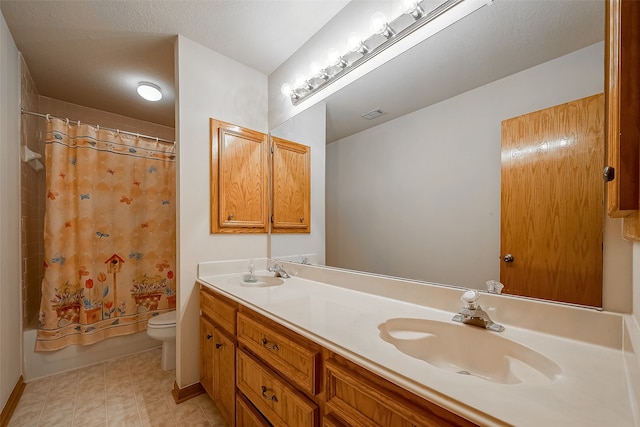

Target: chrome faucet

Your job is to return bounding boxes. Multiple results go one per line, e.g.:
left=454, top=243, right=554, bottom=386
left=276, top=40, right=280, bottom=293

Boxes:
left=452, top=290, right=504, bottom=332
left=268, top=261, right=290, bottom=279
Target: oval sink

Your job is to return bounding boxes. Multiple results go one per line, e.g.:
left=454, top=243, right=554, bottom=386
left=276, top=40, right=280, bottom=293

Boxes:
left=228, top=275, right=284, bottom=288
left=379, top=318, right=561, bottom=385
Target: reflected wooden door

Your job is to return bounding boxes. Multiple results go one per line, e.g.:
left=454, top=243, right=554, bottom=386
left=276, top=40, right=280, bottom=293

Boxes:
left=500, top=94, right=604, bottom=306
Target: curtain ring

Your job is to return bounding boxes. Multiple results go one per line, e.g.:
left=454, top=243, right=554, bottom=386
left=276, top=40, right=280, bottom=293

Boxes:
left=77, top=120, right=80, bottom=127
left=45, top=114, right=51, bottom=122
left=116, top=129, right=120, bottom=135
left=96, top=124, right=99, bottom=130
left=156, top=137, right=159, bottom=142
left=65, top=118, right=69, bottom=126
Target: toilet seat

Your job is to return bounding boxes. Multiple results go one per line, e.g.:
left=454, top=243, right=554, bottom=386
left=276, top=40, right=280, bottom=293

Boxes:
left=148, top=310, right=176, bottom=328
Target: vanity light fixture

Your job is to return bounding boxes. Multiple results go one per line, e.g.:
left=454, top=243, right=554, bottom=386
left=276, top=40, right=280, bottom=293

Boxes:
left=282, top=0, right=491, bottom=106
left=137, top=82, right=162, bottom=102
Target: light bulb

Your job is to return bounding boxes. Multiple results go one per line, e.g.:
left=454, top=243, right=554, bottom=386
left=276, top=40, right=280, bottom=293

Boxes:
left=347, top=32, right=368, bottom=55
left=401, top=0, right=418, bottom=13
left=369, top=11, right=388, bottom=34
left=327, top=48, right=346, bottom=69
left=280, top=83, right=293, bottom=97
left=293, top=75, right=306, bottom=89
left=293, top=75, right=313, bottom=91
left=347, top=32, right=362, bottom=51
left=370, top=11, right=395, bottom=38
left=310, top=61, right=323, bottom=76
left=401, top=0, right=424, bottom=19
left=327, top=48, right=340, bottom=65
left=310, top=61, right=328, bottom=81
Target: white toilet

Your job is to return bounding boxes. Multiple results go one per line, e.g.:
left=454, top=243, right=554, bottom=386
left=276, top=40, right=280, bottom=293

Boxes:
left=146, top=310, right=176, bottom=371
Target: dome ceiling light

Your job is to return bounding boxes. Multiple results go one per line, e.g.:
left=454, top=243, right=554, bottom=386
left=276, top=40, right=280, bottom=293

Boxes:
left=137, top=82, right=163, bottom=102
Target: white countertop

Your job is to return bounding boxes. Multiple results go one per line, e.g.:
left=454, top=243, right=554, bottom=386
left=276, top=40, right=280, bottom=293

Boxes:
left=197, top=265, right=636, bottom=426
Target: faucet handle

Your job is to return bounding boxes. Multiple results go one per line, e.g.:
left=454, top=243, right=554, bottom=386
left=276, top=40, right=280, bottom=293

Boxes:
left=461, top=290, right=479, bottom=309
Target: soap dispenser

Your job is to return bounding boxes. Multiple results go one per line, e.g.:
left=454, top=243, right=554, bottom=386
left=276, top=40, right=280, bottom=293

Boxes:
left=245, top=259, right=257, bottom=283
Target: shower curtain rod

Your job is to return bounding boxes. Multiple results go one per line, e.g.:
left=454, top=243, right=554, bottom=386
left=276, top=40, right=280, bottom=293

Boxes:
left=20, top=109, right=175, bottom=145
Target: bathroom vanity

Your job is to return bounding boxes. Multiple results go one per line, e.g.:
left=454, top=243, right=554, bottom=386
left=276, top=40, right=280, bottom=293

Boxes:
left=197, top=260, right=638, bottom=426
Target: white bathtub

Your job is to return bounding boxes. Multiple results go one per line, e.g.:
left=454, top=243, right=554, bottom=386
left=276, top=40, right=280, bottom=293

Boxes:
left=23, top=328, right=160, bottom=381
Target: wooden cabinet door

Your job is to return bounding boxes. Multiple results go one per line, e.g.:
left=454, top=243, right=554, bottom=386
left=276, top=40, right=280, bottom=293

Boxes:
left=606, top=0, right=640, bottom=218
left=210, top=119, right=268, bottom=233
left=201, top=315, right=236, bottom=426
left=199, top=317, right=215, bottom=397
left=271, top=136, right=310, bottom=233
left=214, top=329, right=236, bottom=427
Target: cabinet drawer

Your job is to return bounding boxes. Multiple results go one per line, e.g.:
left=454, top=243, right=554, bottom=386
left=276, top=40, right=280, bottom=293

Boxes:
left=237, top=393, right=270, bottom=427
left=325, top=358, right=475, bottom=427
left=200, top=287, right=237, bottom=335
left=237, top=349, right=318, bottom=427
left=237, top=311, right=321, bottom=395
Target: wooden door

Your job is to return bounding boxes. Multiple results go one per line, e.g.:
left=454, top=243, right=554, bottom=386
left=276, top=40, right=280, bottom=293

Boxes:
left=210, top=119, right=268, bottom=233
left=271, top=137, right=311, bottom=233
left=500, top=94, right=604, bottom=306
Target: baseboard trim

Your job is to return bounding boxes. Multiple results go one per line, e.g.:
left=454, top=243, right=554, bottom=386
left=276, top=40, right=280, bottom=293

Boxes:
left=171, top=380, right=205, bottom=404
left=1, top=375, right=26, bottom=427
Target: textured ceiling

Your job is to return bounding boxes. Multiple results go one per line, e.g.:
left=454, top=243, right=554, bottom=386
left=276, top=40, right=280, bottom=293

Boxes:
left=0, top=0, right=350, bottom=127
left=0, top=1, right=605, bottom=135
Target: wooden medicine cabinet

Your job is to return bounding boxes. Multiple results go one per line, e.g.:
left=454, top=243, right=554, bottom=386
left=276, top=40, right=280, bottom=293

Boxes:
left=271, top=136, right=311, bottom=234
left=210, top=119, right=311, bottom=234
left=606, top=0, right=640, bottom=239
left=210, top=119, right=269, bottom=233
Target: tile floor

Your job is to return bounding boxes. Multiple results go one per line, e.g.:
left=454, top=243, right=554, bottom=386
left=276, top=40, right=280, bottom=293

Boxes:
left=9, top=348, right=228, bottom=427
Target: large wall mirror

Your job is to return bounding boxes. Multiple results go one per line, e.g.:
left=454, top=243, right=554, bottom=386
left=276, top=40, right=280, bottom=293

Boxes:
left=270, top=0, right=632, bottom=308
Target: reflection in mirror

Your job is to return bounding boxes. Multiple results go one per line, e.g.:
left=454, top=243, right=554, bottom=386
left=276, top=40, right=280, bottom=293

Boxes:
left=270, top=0, right=632, bottom=307
left=270, top=102, right=327, bottom=266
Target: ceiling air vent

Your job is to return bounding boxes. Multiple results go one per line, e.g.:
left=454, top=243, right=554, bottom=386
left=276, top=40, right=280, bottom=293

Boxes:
left=361, top=108, right=386, bottom=120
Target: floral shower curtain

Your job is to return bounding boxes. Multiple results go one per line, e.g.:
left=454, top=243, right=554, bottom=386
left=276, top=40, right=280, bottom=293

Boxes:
left=36, top=118, right=176, bottom=351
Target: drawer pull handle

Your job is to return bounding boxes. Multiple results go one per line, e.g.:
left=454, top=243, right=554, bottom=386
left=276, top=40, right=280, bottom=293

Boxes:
left=206, top=334, right=213, bottom=340
left=261, top=386, right=278, bottom=402
left=215, top=343, right=223, bottom=349
left=261, top=338, right=279, bottom=352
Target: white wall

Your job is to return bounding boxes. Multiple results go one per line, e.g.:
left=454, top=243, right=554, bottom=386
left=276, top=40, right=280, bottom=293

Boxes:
left=326, top=42, right=632, bottom=312
left=175, top=35, right=269, bottom=388
left=270, top=101, right=326, bottom=264
left=0, top=10, right=23, bottom=412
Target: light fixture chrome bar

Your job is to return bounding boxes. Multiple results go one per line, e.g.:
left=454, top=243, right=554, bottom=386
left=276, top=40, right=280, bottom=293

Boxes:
left=290, top=0, right=487, bottom=106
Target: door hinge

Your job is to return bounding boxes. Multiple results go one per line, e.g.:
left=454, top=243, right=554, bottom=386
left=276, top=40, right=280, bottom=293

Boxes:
left=270, top=214, right=274, bottom=223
